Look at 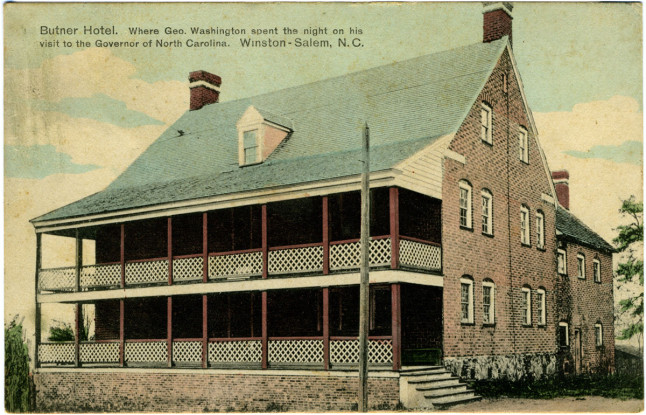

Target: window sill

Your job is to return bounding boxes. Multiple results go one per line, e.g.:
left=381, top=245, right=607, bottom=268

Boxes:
left=577, top=276, right=586, bottom=280
left=594, top=280, right=602, bottom=284
left=481, top=139, right=493, bottom=147
left=537, top=324, right=547, bottom=329
left=461, top=322, right=475, bottom=326
left=520, top=159, right=529, bottom=165
left=460, top=226, right=474, bottom=232
left=521, top=242, right=532, bottom=248
left=522, top=324, right=533, bottom=328
left=482, top=323, right=496, bottom=328
left=482, top=232, right=494, bottom=238
left=558, top=272, right=568, bottom=277
left=537, top=246, right=546, bottom=252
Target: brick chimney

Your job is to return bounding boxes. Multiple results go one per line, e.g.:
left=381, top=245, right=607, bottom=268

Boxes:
left=483, top=2, right=513, bottom=46
left=189, top=70, right=222, bottom=111
left=552, top=170, right=570, bottom=210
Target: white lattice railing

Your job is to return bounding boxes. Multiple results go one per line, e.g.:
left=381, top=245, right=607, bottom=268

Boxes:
left=124, top=341, right=167, bottom=363
left=330, top=339, right=393, bottom=364
left=268, top=339, right=324, bottom=364
left=208, top=339, right=262, bottom=363
left=79, top=341, right=120, bottom=363
left=208, top=251, right=262, bottom=280
left=268, top=245, right=323, bottom=274
left=172, top=340, right=202, bottom=363
left=172, top=256, right=203, bottom=282
left=38, top=267, right=76, bottom=292
left=125, top=259, right=169, bottom=285
left=330, top=237, right=392, bottom=271
left=38, top=342, right=75, bottom=364
left=80, top=263, right=121, bottom=289
left=399, top=238, right=441, bottom=271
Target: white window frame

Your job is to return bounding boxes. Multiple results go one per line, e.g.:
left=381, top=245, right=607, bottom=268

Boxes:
left=536, top=211, right=545, bottom=249
left=577, top=253, right=586, bottom=279
left=537, top=288, right=546, bottom=326
left=482, top=281, right=495, bottom=324
left=460, top=278, right=474, bottom=324
left=593, top=259, right=601, bottom=283
left=242, top=129, right=261, bottom=165
left=520, top=206, right=530, bottom=245
left=595, top=323, right=603, bottom=347
left=481, top=190, right=493, bottom=235
left=521, top=286, right=532, bottom=325
left=559, top=322, right=570, bottom=347
left=557, top=249, right=567, bottom=275
left=519, top=126, right=529, bottom=163
left=459, top=181, right=472, bottom=229
left=481, top=103, right=493, bottom=144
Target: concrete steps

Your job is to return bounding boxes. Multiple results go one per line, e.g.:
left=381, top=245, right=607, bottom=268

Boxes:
left=399, top=366, right=481, bottom=409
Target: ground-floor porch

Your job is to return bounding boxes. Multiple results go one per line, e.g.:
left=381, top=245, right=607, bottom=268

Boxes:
left=37, top=284, right=443, bottom=371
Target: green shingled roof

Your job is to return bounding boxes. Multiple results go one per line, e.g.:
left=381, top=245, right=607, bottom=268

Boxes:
left=556, top=208, right=614, bottom=253
left=33, top=38, right=509, bottom=223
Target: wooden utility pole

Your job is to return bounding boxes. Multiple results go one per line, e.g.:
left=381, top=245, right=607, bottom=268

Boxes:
left=358, top=122, right=370, bottom=412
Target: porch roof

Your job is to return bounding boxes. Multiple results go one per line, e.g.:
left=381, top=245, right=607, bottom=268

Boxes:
left=32, top=38, right=509, bottom=224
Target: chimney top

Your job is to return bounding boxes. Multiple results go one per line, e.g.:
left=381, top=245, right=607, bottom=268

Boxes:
left=189, top=70, right=222, bottom=111
left=552, top=170, right=570, bottom=210
left=483, top=2, right=513, bottom=46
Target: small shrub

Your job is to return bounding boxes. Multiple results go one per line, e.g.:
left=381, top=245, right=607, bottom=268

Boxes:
left=5, top=316, right=31, bottom=412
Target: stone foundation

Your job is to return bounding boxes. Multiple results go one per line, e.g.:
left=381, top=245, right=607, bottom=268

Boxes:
left=443, top=353, right=557, bottom=381
left=34, top=369, right=400, bottom=412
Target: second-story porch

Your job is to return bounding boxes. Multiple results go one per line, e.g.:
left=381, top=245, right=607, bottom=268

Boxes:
left=36, top=187, right=442, bottom=295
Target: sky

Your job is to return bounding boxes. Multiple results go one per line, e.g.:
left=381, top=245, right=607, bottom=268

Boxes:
left=4, top=3, right=643, bottom=346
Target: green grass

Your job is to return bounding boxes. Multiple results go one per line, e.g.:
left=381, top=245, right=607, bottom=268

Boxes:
left=471, top=374, right=644, bottom=400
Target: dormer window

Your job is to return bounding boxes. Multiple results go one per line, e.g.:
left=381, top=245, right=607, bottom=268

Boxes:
left=237, top=106, right=293, bottom=167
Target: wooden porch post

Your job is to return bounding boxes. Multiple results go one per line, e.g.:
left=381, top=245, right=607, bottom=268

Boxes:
left=203, top=213, right=208, bottom=283
left=391, top=283, right=402, bottom=371
left=168, top=217, right=173, bottom=285
left=323, top=288, right=330, bottom=370
left=120, top=224, right=125, bottom=288
left=322, top=196, right=329, bottom=275
left=167, top=296, right=173, bottom=367
left=75, top=229, right=82, bottom=292
left=261, top=291, right=268, bottom=369
left=262, top=204, right=268, bottom=279
left=202, top=294, right=208, bottom=368
left=34, top=233, right=42, bottom=368
left=119, top=299, right=125, bottom=366
left=389, top=187, right=400, bottom=270
left=74, top=303, right=81, bottom=367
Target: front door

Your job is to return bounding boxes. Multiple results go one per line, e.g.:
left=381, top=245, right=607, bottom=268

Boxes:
left=573, top=329, right=582, bottom=373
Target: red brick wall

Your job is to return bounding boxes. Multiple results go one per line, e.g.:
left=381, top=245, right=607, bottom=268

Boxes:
left=556, top=242, right=615, bottom=372
left=34, top=371, right=399, bottom=412
left=442, top=49, right=557, bottom=361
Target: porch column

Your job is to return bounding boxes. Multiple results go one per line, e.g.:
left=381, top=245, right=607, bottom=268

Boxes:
left=167, top=296, right=173, bottom=367
left=391, top=283, right=402, bottom=370
left=119, top=299, right=125, bottom=366
left=322, top=196, right=329, bottom=275
left=202, top=213, right=208, bottom=283
left=261, top=291, right=268, bottom=369
left=323, top=288, right=330, bottom=370
left=120, top=224, right=125, bottom=288
left=202, top=294, right=208, bottom=368
left=34, top=233, right=41, bottom=369
left=168, top=217, right=173, bottom=285
left=262, top=204, right=268, bottom=279
left=389, top=187, right=400, bottom=270
left=75, top=229, right=82, bottom=292
left=74, top=303, right=81, bottom=367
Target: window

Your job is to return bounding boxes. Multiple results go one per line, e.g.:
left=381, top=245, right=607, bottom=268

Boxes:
left=577, top=253, right=586, bottom=279
left=557, top=249, right=567, bottom=275
left=502, top=73, right=508, bottom=93
left=459, top=181, right=472, bottom=229
left=559, top=322, right=569, bottom=347
left=521, top=286, right=531, bottom=325
left=520, top=206, right=530, bottom=245
left=482, top=281, right=495, bottom=324
left=481, top=103, right=492, bottom=144
left=460, top=277, right=474, bottom=324
left=243, top=129, right=260, bottom=164
left=595, top=323, right=603, bottom=346
left=593, top=259, right=601, bottom=283
left=519, top=127, right=529, bottom=163
left=481, top=190, right=493, bottom=235
left=537, top=288, right=546, bottom=326
left=536, top=211, right=545, bottom=249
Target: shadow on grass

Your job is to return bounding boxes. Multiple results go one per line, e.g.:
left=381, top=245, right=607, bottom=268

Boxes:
left=470, top=373, right=644, bottom=400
